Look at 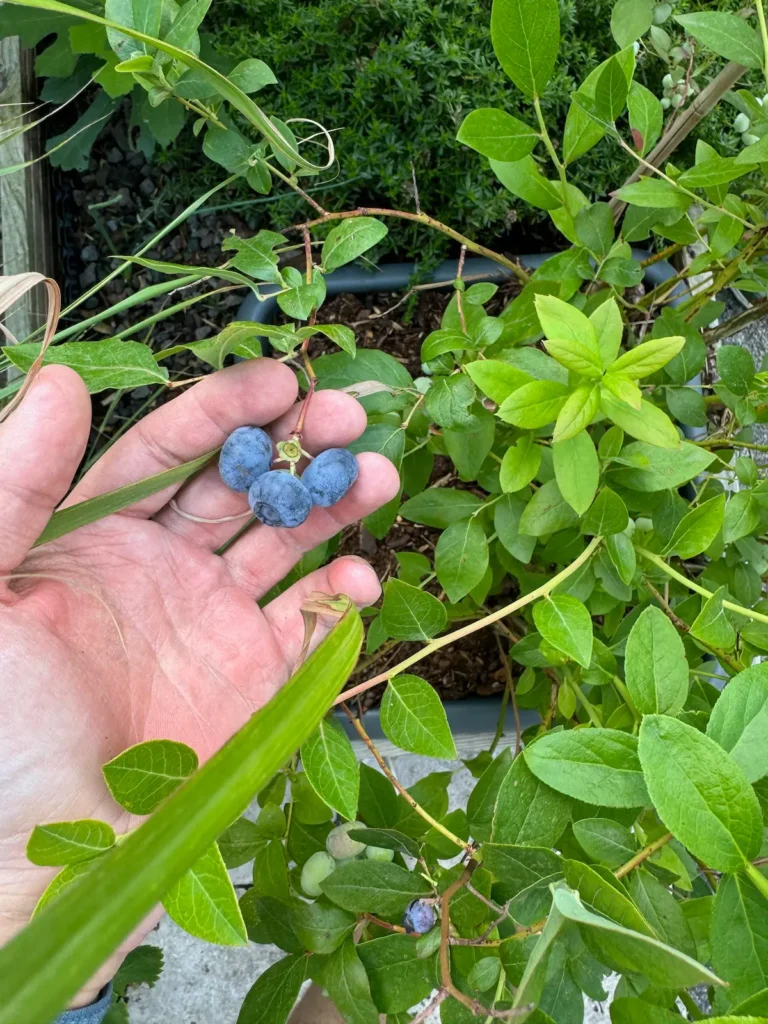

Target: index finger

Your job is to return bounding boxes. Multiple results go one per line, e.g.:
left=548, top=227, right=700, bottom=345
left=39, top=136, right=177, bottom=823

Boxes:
left=65, top=359, right=299, bottom=517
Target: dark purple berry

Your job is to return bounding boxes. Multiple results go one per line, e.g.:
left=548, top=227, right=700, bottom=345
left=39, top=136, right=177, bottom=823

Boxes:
left=248, top=470, right=312, bottom=528
left=301, top=448, right=359, bottom=508
left=403, top=899, right=436, bottom=934
left=219, top=426, right=272, bottom=492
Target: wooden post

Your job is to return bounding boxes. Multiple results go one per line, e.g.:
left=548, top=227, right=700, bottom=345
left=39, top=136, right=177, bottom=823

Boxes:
left=0, top=36, right=54, bottom=344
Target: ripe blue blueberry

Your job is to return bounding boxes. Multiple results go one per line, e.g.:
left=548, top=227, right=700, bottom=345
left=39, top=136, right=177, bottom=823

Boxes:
left=219, top=426, right=272, bottom=492
left=301, top=448, right=359, bottom=508
left=248, top=470, right=312, bottom=528
left=403, top=899, right=436, bottom=934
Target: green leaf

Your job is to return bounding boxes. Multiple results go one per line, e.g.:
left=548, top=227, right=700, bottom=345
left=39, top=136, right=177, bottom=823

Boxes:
left=420, top=328, right=466, bottom=363
left=221, top=230, right=285, bottom=284
left=492, top=755, right=572, bottom=847
left=724, top=490, right=761, bottom=544
left=718, top=343, right=755, bottom=396
left=26, top=820, right=116, bottom=867
left=490, top=156, right=563, bottom=211
left=711, top=872, right=768, bottom=1006
left=381, top=675, right=457, bottom=759
left=627, top=82, right=663, bottom=158
left=592, top=52, right=631, bottom=122
left=518, top=479, right=580, bottom=537
left=111, top=945, right=163, bottom=997
left=163, top=843, right=246, bottom=946
left=525, top=729, right=648, bottom=807
left=300, top=716, right=360, bottom=822
left=434, top=518, right=489, bottom=603
left=611, top=0, right=654, bottom=47
left=627, top=868, right=697, bottom=960
left=358, top=764, right=399, bottom=830
left=639, top=715, right=763, bottom=872
left=277, top=266, right=326, bottom=321
left=582, top=487, right=629, bottom=537
left=490, top=0, right=560, bottom=99
left=321, top=861, right=431, bottom=917
left=483, top=844, right=563, bottom=924
left=664, top=493, right=725, bottom=559
left=553, top=886, right=723, bottom=988
left=533, top=594, right=593, bottom=668
left=425, top=375, right=476, bottom=429
left=599, top=391, right=680, bottom=449
left=512, top=899, right=565, bottom=1008
left=321, top=218, right=389, bottom=273
left=601, top=373, right=642, bottom=410
left=5, top=339, right=168, bottom=394
left=314, top=348, right=412, bottom=401
left=399, top=488, right=483, bottom=528
left=465, top=360, right=533, bottom=404
left=217, top=817, right=266, bottom=869
left=690, top=586, right=737, bottom=651
left=674, top=12, right=764, bottom=68
left=553, top=385, right=600, bottom=442
left=625, top=606, right=688, bottom=717
left=324, top=939, right=379, bottom=1024
left=614, top=178, right=690, bottom=210
left=467, top=748, right=514, bottom=843
left=102, top=739, right=199, bottom=816
left=444, top=406, right=496, bottom=480
left=563, top=47, right=636, bottom=163
left=606, top=532, right=636, bottom=587
left=562, top=859, right=652, bottom=934
left=707, top=663, right=768, bottom=783
left=678, top=156, right=753, bottom=189
left=236, top=954, right=307, bottom=1024
left=611, top=441, right=714, bottom=492
left=609, top=336, right=685, bottom=380
left=356, top=934, right=438, bottom=1014
left=495, top=493, right=537, bottom=563
left=228, top=58, right=277, bottom=94
left=498, top=380, right=570, bottom=429
left=457, top=107, right=539, bottom=162
left=574, top=202, right=615, bottom=259
left=380, top=580, right=446, bottom=642
left=572, top=818, right=635, bottom=867
left=289, top=899, right=356, bottom=955
left=536, top=294, right=602, bottom=372
left=553, top=431, right=599, bottom=513
left=500, top=434, right=541, bottom=493
left=347, top=828, right=419, bottom=859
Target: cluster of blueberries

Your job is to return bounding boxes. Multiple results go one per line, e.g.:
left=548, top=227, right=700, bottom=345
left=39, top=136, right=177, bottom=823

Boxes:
left=218, top=426, right=359, bottom=529
left=300, top=822, right=437, bottom=934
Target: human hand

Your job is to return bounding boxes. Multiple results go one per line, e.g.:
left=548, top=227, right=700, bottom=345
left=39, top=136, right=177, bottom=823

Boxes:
left=0, top=359, right=399, bottom=1005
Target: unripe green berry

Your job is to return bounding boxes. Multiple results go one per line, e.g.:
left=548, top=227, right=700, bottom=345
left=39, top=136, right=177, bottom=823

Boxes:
left=326, top=821, right=367, bottom=860
left=660, top=97, right=671, bottom=109
left=734, top=113, right=751, bottom=134
left=365, top=845, right=395, bottom=862
left=653, top=2, right=672, bottom=24
left=671, top=93, right=684, bottom=109
left=662, top=74, right=673, bottom=90
left=301, top=851, right=336, bottom=897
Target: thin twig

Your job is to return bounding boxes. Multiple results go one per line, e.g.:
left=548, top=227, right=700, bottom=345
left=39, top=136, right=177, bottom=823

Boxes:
left=449, top=902, right=511, bottom=946
left=410, top=990, right=448, bottom=1024
left=455, top=244, right=468, bottom=335
left=614, top=833, right=673, bottom=880
left=410, top=161, right=422, bottom=216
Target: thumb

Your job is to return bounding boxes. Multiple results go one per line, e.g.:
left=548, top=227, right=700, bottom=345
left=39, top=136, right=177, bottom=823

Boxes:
left=0, top=365, right=90, bottom=577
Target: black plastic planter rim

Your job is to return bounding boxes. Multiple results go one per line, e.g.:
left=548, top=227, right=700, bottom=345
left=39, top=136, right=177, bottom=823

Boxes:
left=237, top=253, right=682, bottom=743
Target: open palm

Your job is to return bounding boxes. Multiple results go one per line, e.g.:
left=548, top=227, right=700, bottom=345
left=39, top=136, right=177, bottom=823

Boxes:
left=0, top=359, right=399, bottom=1004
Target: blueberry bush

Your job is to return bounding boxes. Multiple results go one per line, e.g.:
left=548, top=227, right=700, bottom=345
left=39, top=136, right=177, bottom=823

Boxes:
left=4, top=1, right=768, bottom=1023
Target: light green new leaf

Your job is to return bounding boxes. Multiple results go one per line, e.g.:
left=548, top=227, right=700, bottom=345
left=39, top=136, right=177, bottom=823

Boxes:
left=533, top=594, right=593, bottom=667
left=5, top=339, right=169, bottom=393
left=434, top=518, right=489, bottom=603
left=321, top=861, right=431, bottom=917
left=553, top=430, right=599, bottom=512
left=606, top=531, right=636, bottom=586
left=710, top=872, right=768, bottom=1006
left=707, top=663, right=768, bottom=783
left=614, top=178, right=690, bottom=210
left=582, top=487, right=629, bottom=537
left=492, top=755, right=572, bottom=847
left=627, top=82, right=663, bottom=157
left=723, top=489, right=761, bottom=544
left=625, top=606, right=688, bottom=717
left=690, top=586, right=736, bottom=652
left=664, top=493, right=725, bottom=559
left=324, top=939, right=379, bottom=1024
left=500, top=434, right=541, bottom=493
left=321, top=218, right=389, bottom=272
left=553, top=887, right=723, bottom=988
left=490, top=0, right=560, bottom=99
left=497, top=380, right=570, bottom=429
left=554, top=385, right=601, bottom=442
left=381, top=675, right=457, bottom=759
left=164, top=843, right=246, bottom=946
left=599, top=391, right=680, bottom=449
left=536, top=294, right=602, bottom=369
left=380, top=579, right=446, bottom=642
left=464, top=359, right=533, bottom=404
left=601, top=372, right=642, bottom=410
left=236, top=954, right=308, bottom=1024
left=609, top=336, right=685, bottom=380
left=589, top=298, right=623, bottom=367
left=639, top=715, right=763, bottom=872
left=457, top=107, right=539, bottom=162
left=424, top=375, right=476, bottom=430
left=102, top=739, right=199, bottom=816
left=301, top=716, right=360, bottom=821
left=518, top=479, right=580, bottom=537
left=675, top=12, right=764, bottom=68
left=27, top=820, right=116, bottom=867
left=525, top=728, right=648, bottom=807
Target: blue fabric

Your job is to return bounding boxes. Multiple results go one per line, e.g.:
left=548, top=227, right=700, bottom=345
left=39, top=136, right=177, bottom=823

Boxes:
left=54, top=984, right=112, bottom=1024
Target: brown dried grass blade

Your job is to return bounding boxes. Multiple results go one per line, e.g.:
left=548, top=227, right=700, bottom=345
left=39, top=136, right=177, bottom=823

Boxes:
left=0, top=273, right=60, bottom=424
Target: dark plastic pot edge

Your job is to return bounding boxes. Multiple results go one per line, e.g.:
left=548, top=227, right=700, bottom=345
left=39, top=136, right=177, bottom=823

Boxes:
left=238, top=253, right=682, bottom=741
